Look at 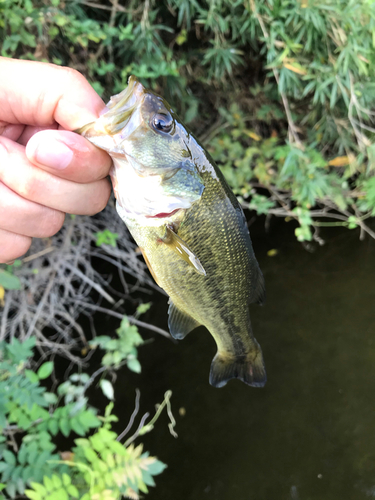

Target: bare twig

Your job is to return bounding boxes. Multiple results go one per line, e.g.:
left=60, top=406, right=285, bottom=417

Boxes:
left=76, top=0, right=126, bottom=12
left=348, top=72, right=372, bottom=151
left=124, top=412, right=150, bottom=447
left=117, top=389, right=141, bottom=442
left=64, top=262, right=115, bottom=305
left=83, top=365, right=108, bottom=393
left=22, top=246, right=56, bottom=263
left=71, top=300, right=171, bottom=339
left=25, top=272, right=56, bottom=339
left=0, top=203, right=163, bottom=361
left=249, top=0, right=302, bottom=146
left=94, top=0, right=120, bottom=62
left=0, top=291, right=11, bottom=341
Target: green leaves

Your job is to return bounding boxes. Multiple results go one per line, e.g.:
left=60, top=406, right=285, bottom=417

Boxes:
left=203, top=41, right=244, bottom=80
left=25, top=473, right=79, bottom=500
left=360, top=176, right=375, bottom=213
left=37, top=362, right=53, bottom=380
left=0, top=269, right=21, bottom=290
left=3, top=0, right=375, bottom=244
left=0, top=332, right=166, bottom=500
left=90, top=316, right=144, bottom=371
left=94, top=230, right=119, bottom=248
left=248, top=194, right=276, bottom=215
left=100, top=380, right=114, bottom=401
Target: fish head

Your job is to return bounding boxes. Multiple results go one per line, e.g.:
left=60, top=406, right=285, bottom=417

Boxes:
left=78, top=76, right=204, bottom=220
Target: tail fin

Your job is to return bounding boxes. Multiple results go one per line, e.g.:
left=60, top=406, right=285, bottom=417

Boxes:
left=209, top=343, right=266, bottom=388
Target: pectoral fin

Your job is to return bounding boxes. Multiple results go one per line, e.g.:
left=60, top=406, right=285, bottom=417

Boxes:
left=168, top=301, right=201, bottom=340
left=163, top=225, right=206, bottom=276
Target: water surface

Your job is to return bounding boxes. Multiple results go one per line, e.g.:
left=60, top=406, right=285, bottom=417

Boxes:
left=115, top=219, right=375, bottom=500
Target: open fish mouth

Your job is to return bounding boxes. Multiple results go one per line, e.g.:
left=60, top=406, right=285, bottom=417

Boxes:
left=77, top=76, right=145, bottom=140
left=78, top=76, right=203, bottom=220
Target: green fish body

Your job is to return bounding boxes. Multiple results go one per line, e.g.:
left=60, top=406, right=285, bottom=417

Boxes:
left=78, top=77, right=266, bottom=388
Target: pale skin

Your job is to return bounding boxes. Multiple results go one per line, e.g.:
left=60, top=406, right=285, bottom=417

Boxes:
left=0, top=57, right=112, bottom=264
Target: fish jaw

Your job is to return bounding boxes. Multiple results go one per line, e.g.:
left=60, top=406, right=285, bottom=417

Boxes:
left=77, top=76, right=146, bottom=153
left=79, top=76, right=205, bottom=221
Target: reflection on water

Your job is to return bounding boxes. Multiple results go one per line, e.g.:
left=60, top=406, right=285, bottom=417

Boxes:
left=115, top=219, right=375, bottom=500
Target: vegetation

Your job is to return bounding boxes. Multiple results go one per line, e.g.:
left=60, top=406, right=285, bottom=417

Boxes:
left=1, top=0, right=375, bottom=242
left=1, top=0, right=375, bottom=497
left=0, top=330, right=173, bottom=499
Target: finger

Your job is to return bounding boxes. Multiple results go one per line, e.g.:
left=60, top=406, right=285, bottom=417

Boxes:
left=26, top=130, right=112, bottom=183
left=0, top=182, right=65, bottom=238
left=18, top=124, right=59, bottom=146
left=0, top=124, right=25, bottom=141
left=0, top=57, right=105, bottom=129
left=0, top=227, right=32, bottom=264
left=0, top=138, right=111, bottom=215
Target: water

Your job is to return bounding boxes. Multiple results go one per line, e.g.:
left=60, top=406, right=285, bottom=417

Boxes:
left=114, top=219, right=375, bottom=500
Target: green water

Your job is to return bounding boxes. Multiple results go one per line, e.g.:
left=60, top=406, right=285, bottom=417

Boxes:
left=115, top=220, right=375, bottom=500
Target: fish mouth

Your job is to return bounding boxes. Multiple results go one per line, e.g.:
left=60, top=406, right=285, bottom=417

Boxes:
left=77, top=76, right=145, bottom=139
left=146, top=209, right=181, bottom=219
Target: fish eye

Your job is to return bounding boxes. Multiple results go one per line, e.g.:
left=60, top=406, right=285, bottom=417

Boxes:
left=152, top=113, right=173, bottom=133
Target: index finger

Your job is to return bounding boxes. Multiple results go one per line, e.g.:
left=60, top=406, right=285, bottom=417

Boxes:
left=0, top=57, right=105, bottom=129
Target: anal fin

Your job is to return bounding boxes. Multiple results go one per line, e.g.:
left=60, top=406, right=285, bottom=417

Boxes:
left=209, top=341, right=266, bottom=388
left=163, top=225, right=206, bottom=276
left=168, top=301, right=201, bottom=340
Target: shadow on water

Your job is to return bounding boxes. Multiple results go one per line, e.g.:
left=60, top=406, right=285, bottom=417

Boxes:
left=112, top=218, right=375, bottom=500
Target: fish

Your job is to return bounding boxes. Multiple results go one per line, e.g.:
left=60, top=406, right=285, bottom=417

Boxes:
left=78, top=76, right=266, bottom=388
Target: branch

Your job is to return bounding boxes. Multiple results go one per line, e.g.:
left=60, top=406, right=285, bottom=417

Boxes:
left=64, top=263, right=115, bottom=305
left=117, top=389, right=141, bottom=442
left=249, top=0, right=302, bottom=146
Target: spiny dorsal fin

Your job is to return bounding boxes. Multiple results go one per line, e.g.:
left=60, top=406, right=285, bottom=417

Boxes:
left=168, top=301, right=201, bottom=340
left=163, top=225, right=206, bottom=276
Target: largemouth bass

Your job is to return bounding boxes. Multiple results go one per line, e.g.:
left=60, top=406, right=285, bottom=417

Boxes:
left=78, top=77, right=266, bottom=388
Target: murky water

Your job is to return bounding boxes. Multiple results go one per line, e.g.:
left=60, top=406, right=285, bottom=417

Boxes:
left=115, top=218, right=375, bottom=500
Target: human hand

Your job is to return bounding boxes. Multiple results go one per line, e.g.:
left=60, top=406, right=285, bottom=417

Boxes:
left=0, top=57, right=112, bottom=264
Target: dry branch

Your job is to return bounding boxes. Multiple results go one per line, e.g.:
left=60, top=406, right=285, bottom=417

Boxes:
left=0, top=201, right=163, bottom=362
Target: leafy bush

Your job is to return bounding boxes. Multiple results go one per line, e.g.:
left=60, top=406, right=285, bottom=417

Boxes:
left=2, top=0, right=375, bottom=241
left=0, top=331, right=168, bottom=499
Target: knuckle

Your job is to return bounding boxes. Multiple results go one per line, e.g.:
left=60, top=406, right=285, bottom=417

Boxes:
left=17, top=237, right=32, bottom=259
left=60, top=66, right=87, bottom=88
left=0, top=233, right=32, bottom=264
left=16, top=174, right=39, bottom=201
left=94, top=185, right=111, bottom=214
left=86, top=182, right=111, bottom=215
left=38, top=209, right=65, bottom=238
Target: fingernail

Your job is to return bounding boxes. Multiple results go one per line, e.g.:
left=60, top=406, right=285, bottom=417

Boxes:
left=34, top=140, right=74, bottom=170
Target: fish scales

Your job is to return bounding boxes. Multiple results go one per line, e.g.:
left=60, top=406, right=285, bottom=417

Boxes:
left=78, top=76, right=266, bottom=388
left=129, top=171, right=252, bottom=344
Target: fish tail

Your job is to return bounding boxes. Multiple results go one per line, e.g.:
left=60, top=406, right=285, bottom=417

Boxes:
left=209, top=341, right=266, bottom=388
